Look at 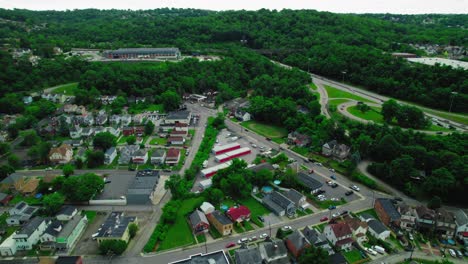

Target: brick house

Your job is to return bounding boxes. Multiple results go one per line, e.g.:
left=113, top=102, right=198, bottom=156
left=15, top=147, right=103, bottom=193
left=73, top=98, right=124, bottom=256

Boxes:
left=166, top=148, right=181, bottom=165
left=374, top=198, right=401, bottom=227
left=285, top=230, right=311, bottom=258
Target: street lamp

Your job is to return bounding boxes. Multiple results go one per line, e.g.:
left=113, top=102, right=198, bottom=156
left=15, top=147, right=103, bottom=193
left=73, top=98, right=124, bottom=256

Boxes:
left=448, top=92, right=458, bottom=113
left=341, top=71, right=347, bottom=84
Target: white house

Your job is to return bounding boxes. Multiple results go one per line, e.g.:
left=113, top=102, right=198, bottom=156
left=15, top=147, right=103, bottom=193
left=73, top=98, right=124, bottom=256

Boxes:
left=200, top=202, right=215, bottom=215
left=344, top=216, right=368, bottom=244
left=104, top=147, right=117, bottom=165
left=48, top=144, right=73, bottom=164
left=56, top=206, right=78, bottom=221
left=324, top=223, right=354, bottom=251
left=69, top=127, right=83, bottom=139
left=454, top=209, right=468, bottom=239
left=367, top=219, right=390, bottom=240
left=13, top=217, right=50, bottom=250
left=234, top=110, right=251, bottom=122
left=0, top=234, right=16, bottom=256
left=132, top=150, right=149, bottom=164
left=150, top=149, right=166, bottom=165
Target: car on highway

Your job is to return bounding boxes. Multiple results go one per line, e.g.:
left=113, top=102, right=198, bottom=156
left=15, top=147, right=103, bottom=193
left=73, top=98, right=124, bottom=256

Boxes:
left=225, top=242, right=236, bottom=248
left=330, top=175, right=337, bottom=180
left=448, top=248, right=456, bottom=258
left=350, top=185, right=360, bottom=192
left=328, top=205, right=336, bottom=210
left=345, top=190, right=354, bottom=196
left=320, top=216, right=329, bottom=222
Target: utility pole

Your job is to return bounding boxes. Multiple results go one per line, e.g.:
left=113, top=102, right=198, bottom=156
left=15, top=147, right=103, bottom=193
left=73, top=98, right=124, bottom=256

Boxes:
left=204, top=237, right=208, bottom=253
left=341, top=71, right=347, bottom=84
left=448, top=92, right=458, bottom=113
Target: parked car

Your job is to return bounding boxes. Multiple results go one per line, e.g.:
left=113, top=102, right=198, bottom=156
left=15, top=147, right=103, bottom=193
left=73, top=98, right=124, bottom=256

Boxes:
left=315, top=162, right=322, bottom=166
left=328, top=205, right=336, bottom=210
left=320, top=216, right=329, bottom=222
left=329, top=168, right=335, bottom=172
left=225, top=242, right=236, bottom=248
left=251, top=236, right=257, bottom=241
left=456, top=250, right=463, bottom=258
left=332, top=213, right=340, bottom=218
left=340, top=210, right=348, bottom=215
left=237, top=238, right=248, bottom=244
left=260, top=233, right=268, bottom=239
left=331, top=183, right=338, bottom=188
left=350, top=185, right=360, bottom=192
left=448, top=248, right=456, bottom=258
left=283, top=225, right=292, bottom=230
left=257, top=216, right=265, bottom=222
left=345, top=190, right=354, bottom=196
left=330, top=175, right=337, bottom=180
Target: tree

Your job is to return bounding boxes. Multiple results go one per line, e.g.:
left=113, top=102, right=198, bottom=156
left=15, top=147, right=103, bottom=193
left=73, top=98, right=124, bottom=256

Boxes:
left=87, top=151, right=105, bottom=168
left=62, top=164, right=75, bottom=176
left=27, top=141, right=52, bottom=163
left=93, top=132, right=117, bottom=150
left=252, top=169, right=273, bottom=187
left=212, top=113, right=226, bottom=130
left=58, top=116, right=70, bottom=136
left=144, top=121, right=155, bottom=136
left=42, top=193, right=65, bottom=215
left=99, top=239, right=127, bottom=255
left=62, top=173, right=104, bottom=201
left=298, top=246, right=329, bottom=264
left=423, top=168, right=455, bottom=198
left=126, top=135, right=136, bottom=145
left=160, top=90, right=181, bottom=111
left=381, top=100, right=399, bottom=123
left=0, top=165, right=14, bottom=180
left=20, top=130, right=40, bottom=146
left=162, top=200, right=181, bottom=224
left=0, top=143, right=10, bottom=155
left=128, top=223, right=138, bottom=239
left=164, top=174, right=189, bottom=199
left=75, top=158, right=84, bottom=169
left=373, top=135, right=401, bottom=162
left=206, top=188, right=224, bottom=205
left=428, top=196, right=442, bottom=209
left=356, top=103, right=371, bottom=113
left=8, top=154, right=20, bottom=168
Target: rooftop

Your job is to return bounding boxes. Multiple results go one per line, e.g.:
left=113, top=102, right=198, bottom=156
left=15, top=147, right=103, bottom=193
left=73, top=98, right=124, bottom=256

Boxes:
left=235, top=246, right=262, bottom=264
left=59, top=215, right=85, bottom=238
left=210, top=211, right=232, bottom=226
left=169, top=250, right=230, bottom=264
left=368, top=219, right=388, bottom=234
left=97, top=212, right=136, bottom=239
left=376, top=198, right=401, bottom=221
left=189, top=210, right=208, bottom=229
left=330, top=222, right=352, bottom=237
left=226, top=205, right=251, bottom=221
left=297, top=173, right=323, bottom=190
left=167, top=110, right=191, bottom=120
left=17, top=217, right=47, bottom=237
left=106, top=47, right=180, bottom=54
left=57, top=205, right=77, bottom=216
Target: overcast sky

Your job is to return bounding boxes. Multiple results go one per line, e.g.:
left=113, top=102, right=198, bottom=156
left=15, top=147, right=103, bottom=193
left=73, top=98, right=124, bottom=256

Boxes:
left=1, top=0, right=467, bottom=14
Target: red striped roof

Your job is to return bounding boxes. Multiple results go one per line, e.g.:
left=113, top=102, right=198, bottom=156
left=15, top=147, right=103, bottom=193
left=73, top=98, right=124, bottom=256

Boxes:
left=226, top=205, right=251, bottom=221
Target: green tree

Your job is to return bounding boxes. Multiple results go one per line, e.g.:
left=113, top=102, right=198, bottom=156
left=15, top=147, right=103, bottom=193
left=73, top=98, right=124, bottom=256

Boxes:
left=8, top=154, right=20, bottom=168
left=252, top=168, right=273, bottom=187
left=164, top=174, right=189, bottom=199
left=356, top=103, right=371, bottom=113
left=99, top=239, right=127, bottom=255
left=423, top=168, right=455, bottom=198
left=381, top=99, right=399, bottom=123
left=206, top=188, right=224, bottom=205
left=87, top=151, right=105, bottom=168
left=62, top=173, right=104, bottom=201
left=58, top=116, right=70, bottom=136
left=298, top=246, right=329, bottom=264
left=126, top=135, right=136, bottom=145
left=128, top=223, right=138, bottom=239
left=373, top=134, right=401, bottom=162
left=212, top=113, right=226, bottom=130
left=162, top=200, right=181, bottom=224
left=144, top=121, right=155, bottom=136
left=160, top=90, right=181, bottom=111
left=0, top=165, right=15, bottom=180
left=0, top=143, right=10, bottom=155
left=93, top=132, right=117, bottom=150
left=75, top=158, right=84, bottom=169
left=428, top=196, right=442, bottom=209
left=21, top=130, right=40, bottom=146
left=42, top=192, right=65, bottom=215
left=62, top=164, right=75, bottom=176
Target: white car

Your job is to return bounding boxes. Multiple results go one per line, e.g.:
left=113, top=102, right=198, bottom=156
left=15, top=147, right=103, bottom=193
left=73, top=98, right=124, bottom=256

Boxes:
left=332, top=213, right=340, bottom=218
left=329, top=168, right=335, bottom=172
left=252, top=144, right=257, bottom=148
left=259, top=233, right=268, bottom=239
left=350, top=185, right=360, bottom=192
left=283, top=225, right=292, bottom=230
left=408, top=233, right=414, bottom=240
left=448, top=248, right=456, bottom=258
left=237, top=238, right=248, bottom=244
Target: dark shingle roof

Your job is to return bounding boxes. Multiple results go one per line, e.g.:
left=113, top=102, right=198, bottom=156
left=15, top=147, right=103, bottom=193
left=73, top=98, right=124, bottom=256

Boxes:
left=368, top=219, right=388, bottom=234
left=286, top=230, right=310, bottom=251
left=211, top=211, right=232, bottom=226
left=259, top=239, right=289, bottom=264
left=297, top=173, right=323, bottom=190
left=189, top=210, right=208, bottom=229
left=235, top=247, right=262, bottom=264
left=43, top=220, right=62, bottom=237
left=270, top=191, right=294, bottom=209
left=377, top=198, right=401, bottom=221
left=286, top=189, right=304, bottom=206
left=57, top=206, right=77, bottom=217
left=167, top=110, right=191, bottom=120
left=97, top=212, right=136, bottom=239
left=18, top=217, right=46, bottom=236
left=248, top=163, right=275, bottom=173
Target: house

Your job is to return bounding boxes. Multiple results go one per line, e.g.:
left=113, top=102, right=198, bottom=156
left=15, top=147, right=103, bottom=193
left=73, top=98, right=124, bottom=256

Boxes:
left=63, top=139, right=83, bottom=148
left=248, top=162, right=276, bottom=173
left=235, top=109, right=251, bottom=122
left=121, top=115, right=132, bottom=126
left=7, top=201, right=39, bottom=226
left=75, top=147, right=87, bottom=162
left=81, top=127, right=94, bottom=137
left=95, top=113, right=108, bottom=126
left=454, top=209, right=468, bottom=239
left=374, top=198, right=401, bottom=227
left=0, top=173, right=25, bottom=192
left=235, top=246, right=263, bottom=264
left=132, top=115, right=144, bottom=125
left=166, top=148, right=181, bottom=165
left=174, top=122, right=189, bottom=132
left=415, top=205, right=436, bottom=231
left=123, top=127, right=135, bottom=136
left=287, top=131, right=311, bottom=147
left=56, top=256, right=83, bottom=264
left=96, top=212, right=137, bottom=244
left=226, top=205, right=251, bottom=223
left=324, top=223, right=354, bottom=251
left=286, top=189, right=308, bottom=211
left=132, top=149, right=149, bottom=164
left=343, top=215, right=368, bottom=243
left=285, top=230, right=311, bottom=258
left=301, top=226, right=334, bottom=255
left=200, top=202, right=215, bottom=215
left=435, top=208, right=456, bottom=239
left=0, top=192, right=13, bottom=206
left=55, top=215, right=87, bottom=250
left=0, top=234, right=17, bottom=256
left=367, top=219, right=390, bottom=240
left=109, top=115, right=121, bottom=125
left=126, top=170, right=159, bottom=205
left=69, top=126, right=83, bottom=139
left=262, top=191, right=296, bottom=217
left=14, top=217, right=50, bottom=250
left=93, top=126, right=106, bottom=135
left=56, top=206, right=78, bottom=221
left=165, top=110, right=192, bottom=125
left=297, top=173, right=323, bottom=193
left=151, top=149, right=166, bottom=164
left=170, top=130, right=188, bottom=138
left=48, top=144, right=73, bottom=164
left=329, top=253, right=348, bottom=264
left=322, top=140, right=351, bottom=161
left=118, top=145, right=140, bottom=164
left=104, top=147, right=117, bottom=165
left=39, top=220, right=62, bottom=250
left=106, top=126, right=121, bottom=137
left=169, top=250, right=230, bottom=264
left=168, top=136, right=185, bottom=145
left=207, top=210, right=233, bottom=236
left=18, top=177, right=40, bottom=196
left=397, top=204, right=417, bottom=231
left=258, top=239, right=289, bottom=264
left=189, top=210, right=210, bottom=235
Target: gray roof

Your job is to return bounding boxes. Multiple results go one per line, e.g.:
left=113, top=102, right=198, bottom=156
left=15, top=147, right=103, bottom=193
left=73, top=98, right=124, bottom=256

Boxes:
left=167, top=110, right=191, bottom=120
left=359, top=213, right=375, bottom=221
left=210, top=211, right=232, bottom=226
left=286, top=189, right=304, bottom=206
left=133, top=149, right=147, bottom=157
left=1, top=173, right=23, bottom=184
left=368, top=219, right=388, bottom=234
left=105, top=147, right=116, bottom=156
left=189, top=210, right=208, bottom=229
left=377, top=198, right=401, bottom=221
left=0, top=192, right=8, bottom=200
left=329, top=253, right=348, bottom=264
left=436, top=208, right=456, bottom=224
left=270, top=191, right=294, bottom=209
left=454, top=210, right=468, bottom=226
left=97, top=212, right=136, bottom=239
left=43, top=220, right=62, bottom=237
left=302, top=227, right=330, bottom=249
left=262, top=196, right=285, bottom=215
left=235, top=246, right=262, bottom=264
left=106, top=48, right=180, bottom=55
left=18, top=217, right=47, bottom=236
left=286, top=230, right=310, bottom=251
left=127, top=171, right=159, bottom=195
left=259, top=239, right=289, bottom=264
left=14, top=201, right=27, bottom=211
left=57, top=206, right=77, bottom=217
left=248, top=162, right=275, bottom=173
left=297, top=173, right=323, bottom=190
left=324, top=140, right=337, bottom=149
left=151, top=149, right=166, bottom=158
left=59, top=215, right=85, bottom=238
left=169, top=250, right=230, bottom=264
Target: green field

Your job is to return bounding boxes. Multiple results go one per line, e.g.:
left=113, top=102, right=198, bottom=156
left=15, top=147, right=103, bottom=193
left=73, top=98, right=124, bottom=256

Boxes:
left=324, top=85, right=374, bottom=103
left=347, top=105, right=384, bottom=123
left=128, top=104, right=164, bottom=114
left=310, top=83, right=318, bottom=91
left=241, top=121, right=288, bottom=139
left=328, top=98, right=351, bottom=108
left=343, top=250, right=364, bottom=263
left=51, top=82, right=79, bottom=95
left=149, top=137, right=167, bottom=145
left=157, top=197, right=203, bottom=251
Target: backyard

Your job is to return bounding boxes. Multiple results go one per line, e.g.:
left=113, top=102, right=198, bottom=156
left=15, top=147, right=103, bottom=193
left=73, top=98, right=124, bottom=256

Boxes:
left=50, top=82, right=78, bottom=95
left=219, top=196, right=270, bottom=228
left=149, top=137, right=167, bottom=145
left=128, top=103, right=164, bottom=114
left=343, top=249, right=365, bottom=263
left=241, top=120, right=288, bottom=139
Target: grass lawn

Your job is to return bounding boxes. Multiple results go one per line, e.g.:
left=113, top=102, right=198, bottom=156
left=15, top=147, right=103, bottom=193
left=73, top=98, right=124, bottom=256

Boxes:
left=324, top=85, right=374, bottom=103
left=188, top=129, right=195, bottom=137
left=241, top=121, right=288, bottom=139
left=243, top=221, right=255, bottom=231
left=314, top=223, right=327, bottom=232
left=347, top=106, right=384, bottom=123
left=328, top=98, right=352, bottom=108
left=240, top=197, right=270, bottom=218
left=310, top=196, right=346, bottom=209
left=209, top=226, right=222, bottom=239
left=150, top=137, right=167, bottom=145
left=356, top=208, right=378, bottom=219
left=128, top=104, right=164, bottom=114
left=83, top=210, right=97, bottom=223
left=157, top=197, right=203, bottom=251
left=10, top=195, right=42, bottom=205
left=343, top=250, right=364, bottom=263
left=310, top=83, right=318, bottom=91
left=50, top=82, right=78, bottom=95
left=118, top=136, right=131, bottom=144
left=291, top=146, right=309, bottom=156
left=233, top=223, right=245, bottom=233
left=196, top=234, right=206, bottom=243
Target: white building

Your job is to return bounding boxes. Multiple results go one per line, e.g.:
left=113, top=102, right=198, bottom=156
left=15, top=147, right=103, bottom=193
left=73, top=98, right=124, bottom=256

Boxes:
left=0, top=234, right=16, bottom=256
left=367, top=219, right=390, bottom=241
left=105, top=147, right=117, bottom=165
left=13, top=217, right=50, bottom=250
left=324, top=223, right=353, bottom=251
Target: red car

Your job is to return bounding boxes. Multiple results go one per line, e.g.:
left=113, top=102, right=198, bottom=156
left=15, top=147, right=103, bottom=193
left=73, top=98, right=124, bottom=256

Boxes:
left=320, top=216, right=329, bottom=222
left=225, top=242, right=236, bottom=248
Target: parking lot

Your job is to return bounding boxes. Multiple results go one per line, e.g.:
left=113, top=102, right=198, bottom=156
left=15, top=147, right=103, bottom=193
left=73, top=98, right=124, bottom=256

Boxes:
left=96, top=171, right=137, bottom=200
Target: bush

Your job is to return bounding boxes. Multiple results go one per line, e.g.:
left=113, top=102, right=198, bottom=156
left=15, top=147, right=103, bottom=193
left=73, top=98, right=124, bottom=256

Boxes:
left=99, top=239, right=127, bottom=255
left=129, top=223, right=138, bottom=238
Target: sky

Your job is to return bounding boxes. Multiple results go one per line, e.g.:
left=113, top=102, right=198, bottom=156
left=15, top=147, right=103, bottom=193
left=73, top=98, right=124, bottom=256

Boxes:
left=1, top=0, right=467, bottom=14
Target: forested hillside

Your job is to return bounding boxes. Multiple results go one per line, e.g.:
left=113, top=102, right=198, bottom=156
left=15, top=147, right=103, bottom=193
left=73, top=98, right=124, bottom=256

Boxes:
left=0, top=8, right=467, bottom=112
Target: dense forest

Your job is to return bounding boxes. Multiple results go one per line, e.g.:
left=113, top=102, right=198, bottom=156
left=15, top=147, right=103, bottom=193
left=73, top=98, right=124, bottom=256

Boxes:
left=0, top=8, right=467, bottom=112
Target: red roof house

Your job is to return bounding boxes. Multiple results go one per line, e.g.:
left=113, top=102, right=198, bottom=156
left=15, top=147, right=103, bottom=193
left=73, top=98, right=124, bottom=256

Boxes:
left=166, top=148, right=181, bottom=165
left=226, top=205, right=251, bottom=223
left=324, top=222, right=354, bottom=251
